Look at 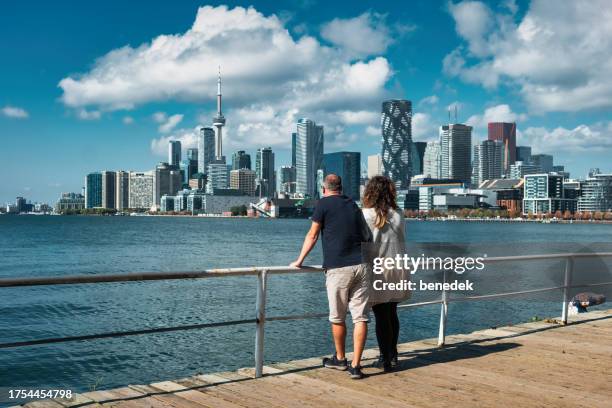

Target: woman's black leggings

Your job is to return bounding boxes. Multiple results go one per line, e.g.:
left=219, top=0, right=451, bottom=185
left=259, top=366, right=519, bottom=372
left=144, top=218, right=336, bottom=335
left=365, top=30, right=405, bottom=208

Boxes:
left=372, top=302, right=399, bottom=361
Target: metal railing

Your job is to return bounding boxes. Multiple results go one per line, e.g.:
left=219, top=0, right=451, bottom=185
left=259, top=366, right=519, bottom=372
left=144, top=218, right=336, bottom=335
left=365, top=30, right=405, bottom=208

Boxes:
left=1, top=253, right=611, bottom=378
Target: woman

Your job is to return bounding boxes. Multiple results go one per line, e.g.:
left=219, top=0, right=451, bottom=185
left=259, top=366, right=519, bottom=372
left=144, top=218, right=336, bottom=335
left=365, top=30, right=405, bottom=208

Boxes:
left=362, top=176, right=410, bottom=372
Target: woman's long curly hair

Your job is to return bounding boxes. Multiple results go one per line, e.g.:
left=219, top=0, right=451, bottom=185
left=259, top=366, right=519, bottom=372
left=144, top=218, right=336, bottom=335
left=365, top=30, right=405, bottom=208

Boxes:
left=362, top=176, right=398, bottom=229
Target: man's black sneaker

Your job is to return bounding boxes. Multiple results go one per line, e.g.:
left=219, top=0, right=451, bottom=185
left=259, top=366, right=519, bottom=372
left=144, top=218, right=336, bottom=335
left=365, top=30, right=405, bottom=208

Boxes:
left=322, top=354, right=348, bottom=371
left=372, top=355, right=393, bottom=372
left=348, top=365, right=364, bottom=379
left=390, top=355, right=399, bottom=369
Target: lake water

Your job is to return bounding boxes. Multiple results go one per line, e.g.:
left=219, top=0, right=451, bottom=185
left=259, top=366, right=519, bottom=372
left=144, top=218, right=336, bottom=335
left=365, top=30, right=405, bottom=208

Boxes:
left=0, top=216, right=611, bottom=403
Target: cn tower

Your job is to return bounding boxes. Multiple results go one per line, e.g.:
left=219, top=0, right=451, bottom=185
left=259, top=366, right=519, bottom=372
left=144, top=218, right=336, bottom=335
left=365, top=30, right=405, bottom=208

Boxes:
left=213, top=66, right=226, bottom=160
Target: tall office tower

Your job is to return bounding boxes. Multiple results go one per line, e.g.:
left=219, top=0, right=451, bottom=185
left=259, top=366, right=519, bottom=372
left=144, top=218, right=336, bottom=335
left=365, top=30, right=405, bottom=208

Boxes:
left=128, top=171, right=155, bottom=209
left=115, top=171, right=129, bottom=210
left=516, top=146, right=532, bottom=164
left=367, top=154, right=382, bottom=179
left=230, top=168, right=256, bottom=196
left=101, top=171, right=117, bottom=209
left=168, top=140, right=181, bottom=168
left=213, top=67, right=226, bottom=161
left=488, top=122, right=516, bottom=173
left=198, top=127, right=216, bottom=174
left=323, top=152, right=361, bottom=201
left=423, top=141, right=441, bottom=178
left=295, top=118, right=324, bottom=198
left=85, top=172, right=102, bottom=208
left=232, top=150, right=252, bottom=170
left=256, top=147, right=275, bottom=198
left=413, top=141, right=427, bottom=175
left=155, top=162, right=182, bottom=206
left=531, top=154, right=554, bottom=173
left=381, top=100, right=414, bottom=189
left=291, top=132, right=297, bottom=167
left=439, top=124, right=472, bottom=185
left=474, top=140, right=503, bottom=186
left=206, top=161, right=229, bottom=193
left=180, top=147, right=199, bottom=184
left=15, top=197, right=26, bottom=213
left=279, top=165, right=297, bottom=194
left=578, top=173, right=612, bottom=212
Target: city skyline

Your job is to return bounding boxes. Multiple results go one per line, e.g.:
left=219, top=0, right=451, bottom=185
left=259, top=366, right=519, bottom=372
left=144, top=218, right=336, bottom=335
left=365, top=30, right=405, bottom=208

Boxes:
left=2, top=0, right=612, bottom=203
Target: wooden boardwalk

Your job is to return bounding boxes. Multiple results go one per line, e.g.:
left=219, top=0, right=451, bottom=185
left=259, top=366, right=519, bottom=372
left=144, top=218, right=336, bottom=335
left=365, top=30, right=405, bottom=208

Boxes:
left=17, top=309, right=612, bottom=408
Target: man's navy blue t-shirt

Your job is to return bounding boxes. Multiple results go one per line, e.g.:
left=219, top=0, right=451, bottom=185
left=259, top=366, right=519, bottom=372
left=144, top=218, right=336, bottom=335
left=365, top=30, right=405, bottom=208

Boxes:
left=311, top=194, right=370, bottom=269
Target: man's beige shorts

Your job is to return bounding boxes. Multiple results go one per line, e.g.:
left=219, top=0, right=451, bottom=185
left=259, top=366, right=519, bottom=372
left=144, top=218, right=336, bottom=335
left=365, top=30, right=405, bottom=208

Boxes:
left=325, top=263, right=370, bottom=324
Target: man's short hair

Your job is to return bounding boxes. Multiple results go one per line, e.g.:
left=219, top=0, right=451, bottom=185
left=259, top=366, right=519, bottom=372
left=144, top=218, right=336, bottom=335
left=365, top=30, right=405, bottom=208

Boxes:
left=324, top=174, right=342, bottom=192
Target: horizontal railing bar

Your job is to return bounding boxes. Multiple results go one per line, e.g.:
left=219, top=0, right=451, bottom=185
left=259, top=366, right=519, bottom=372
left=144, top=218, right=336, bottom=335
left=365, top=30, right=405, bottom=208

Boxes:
left=398, top=299, right=444, bottom=308
left=483, top=252, right=612, bottom=262
left=0, top=318, right=256, bottom=349
left=0, top=266, right=324, bottom=288
left=267, top=312, right=329, bottom=322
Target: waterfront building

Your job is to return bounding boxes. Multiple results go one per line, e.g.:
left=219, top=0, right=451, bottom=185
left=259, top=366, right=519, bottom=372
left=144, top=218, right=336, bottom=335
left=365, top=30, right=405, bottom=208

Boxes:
left=128, top=171, right=155, bottom=209
left=479, top=178, right=523, bottom=213
left=256, top=147, right=275, bottom=198
left=232, top=150, right=252, bottom=170
left=488, top=122, right=516, bottom=174
left=279, top=166, right=296, bottom=195
left=474, top=140, right=503, bottom=186
left=422, top=141, right=441, bottom=179
left=509, top=161, right=541, bottom=179
left=115, top=171, right=129, bottom=211
left=381, top=99, right=414, bottom=189
left=439, top=124, right=472, bottom=185
left=55, top=192, right=85, bottom=212
left=516, top=146, right=532, bottom=164
left=160, top=195, right=175, bottom=212
left=523, top=173, right=576, bottom=215
left=85, top=172, right=102, bottom=208
left=201, top=194, right=257, bottom=215
left=531, top=154, right=554, bottom=173
left=15, top=196, right=27, bottom=213
left=295, top=118, right=324, bottom=198
left=206, top=160, right=229, bottom=194
left=367, top=154, right=382, bottom=179
left=230, top=168, right=257, bottom=196
left=578, top=173, right=612, bottom=212
left=168, top=140, right=181, bottom=168
left=101, top=170, right=116, bottom=209
left=198, top=127, right=215, bottom=175
left=323, top=151, right=361, bottom=201
left=155, top=162, right=182, bottom=207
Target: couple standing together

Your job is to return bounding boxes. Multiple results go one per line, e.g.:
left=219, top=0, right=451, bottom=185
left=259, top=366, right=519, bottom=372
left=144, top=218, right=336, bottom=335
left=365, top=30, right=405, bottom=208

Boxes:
left=291, top=173, right=409, bottom=379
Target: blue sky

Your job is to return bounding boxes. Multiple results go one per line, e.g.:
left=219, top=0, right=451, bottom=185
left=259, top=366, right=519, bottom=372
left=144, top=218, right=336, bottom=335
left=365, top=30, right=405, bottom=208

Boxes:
left=1, top=0, right=611, bottom=203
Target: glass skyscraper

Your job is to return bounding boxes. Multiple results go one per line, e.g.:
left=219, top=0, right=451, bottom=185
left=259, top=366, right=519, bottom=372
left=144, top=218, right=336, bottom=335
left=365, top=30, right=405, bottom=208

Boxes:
left=168, top=140, right=181, bottom=168
left=256, top=147, right=275, bottom=198
left=474, top=140, right=503, bottom=186
left=423, top=141, right=441, bottom=179
left=488, top=122, right=516, bottom=173
left=232, top=150, right=252, bottom=170
left=295, top=118, right=324, bottom=198
left=439, top=124, right=472, bottom=185
left=101, top=170, right=117, bottom=209
left=323, top=152, right=361, bottom=201
left=85, top=172, right=102, bottom=208
left=381, top=100, right=414, bottom=189
left=198, top=127, right=215, bottom=175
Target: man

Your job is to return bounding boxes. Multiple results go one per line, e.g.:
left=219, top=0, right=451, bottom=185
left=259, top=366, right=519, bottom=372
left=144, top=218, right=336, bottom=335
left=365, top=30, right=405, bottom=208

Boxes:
left=290, top=174, right=372, bottom=379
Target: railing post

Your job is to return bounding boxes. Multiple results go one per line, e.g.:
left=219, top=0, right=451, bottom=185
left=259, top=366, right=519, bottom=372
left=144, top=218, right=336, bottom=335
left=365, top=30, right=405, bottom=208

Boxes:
left=254, top=269, right=268, bottom=378
left=437, top=270, right=448, bottom=347
left=561, top=257, right=573, bottom=325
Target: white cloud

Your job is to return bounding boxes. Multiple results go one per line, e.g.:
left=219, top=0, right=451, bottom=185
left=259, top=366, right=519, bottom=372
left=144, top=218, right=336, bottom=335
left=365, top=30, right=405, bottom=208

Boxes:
left=158, top=114, right=183, bottom=133
left=520, top=122, right=612, bottom=153
left=77, top=109, right=101, bottom=120
left=418, top=95, right=439, bottom=106
left=337, top=110, right=378, bottom=125
left=122, top=116, right=134, bottom=125
left=320, top=12, right=393, bottom=58
left=58, top=6, right=394, bottom=149
left=412, top=113, right=439, bottom=142
left=151, top=126, right=200, bottom=156
left=365, top=125, right=379, bottom=137
left=466, top=104, right=527, bottom=128
left=445, top=0, right=612, bottom=112
left=1, top=105, right=29, bottom=119
left=152, top=112, right=167, bottom=123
